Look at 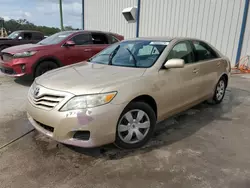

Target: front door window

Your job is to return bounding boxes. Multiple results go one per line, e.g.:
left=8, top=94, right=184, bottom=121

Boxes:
left=167, top=41, right=194, bottom=64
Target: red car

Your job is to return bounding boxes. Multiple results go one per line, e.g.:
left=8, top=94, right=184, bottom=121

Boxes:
left=0, top=30, right=123, bottom=78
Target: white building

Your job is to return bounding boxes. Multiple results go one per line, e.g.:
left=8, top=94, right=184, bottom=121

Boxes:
left=83, top=0, right=250, bottom=66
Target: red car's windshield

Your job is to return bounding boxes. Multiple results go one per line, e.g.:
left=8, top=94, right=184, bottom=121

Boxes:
left=38, top=31, right=74, bottom=45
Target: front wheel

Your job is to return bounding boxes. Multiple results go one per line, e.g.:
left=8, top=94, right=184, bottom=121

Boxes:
left=115, top=102, right=156, bottom=149
left=34, top=61, right=58, bottom=78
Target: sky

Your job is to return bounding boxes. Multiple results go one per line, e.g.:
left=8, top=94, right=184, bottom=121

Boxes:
left=0, top=0, right=83, bottom=28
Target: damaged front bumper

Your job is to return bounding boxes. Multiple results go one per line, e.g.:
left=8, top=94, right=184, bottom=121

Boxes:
left=26, top=99, right=126, bottom=148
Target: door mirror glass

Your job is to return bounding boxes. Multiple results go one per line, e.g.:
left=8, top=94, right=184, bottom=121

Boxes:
left=64, top=40, right=75, bottom=47
left=18, top=36, right=23, bottom=40
left=164, top=59, right=184, bottom=69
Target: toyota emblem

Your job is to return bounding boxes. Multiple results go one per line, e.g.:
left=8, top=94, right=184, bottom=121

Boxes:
left=34, top=87, right=40, bottom=97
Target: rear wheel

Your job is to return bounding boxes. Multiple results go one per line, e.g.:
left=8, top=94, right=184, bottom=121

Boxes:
left=34, top=61, right=58, bottom=78
left=208, top=77, right=227, bottom=104
left=115, top=102, right=156, bottom=149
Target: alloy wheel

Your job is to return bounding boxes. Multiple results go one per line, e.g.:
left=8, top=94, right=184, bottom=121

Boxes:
left=216, top=80, right=225, bottom=101
left=117, top=109, right=150, bottom=144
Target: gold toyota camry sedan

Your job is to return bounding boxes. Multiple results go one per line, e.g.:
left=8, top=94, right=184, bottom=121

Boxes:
left=27, top=37, right=231, bottom=149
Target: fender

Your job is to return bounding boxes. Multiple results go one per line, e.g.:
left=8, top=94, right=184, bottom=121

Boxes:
left=218, top=72, right=229, bottom=86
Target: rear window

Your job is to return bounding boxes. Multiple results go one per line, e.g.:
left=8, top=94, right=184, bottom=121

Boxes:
left=110, top=35, right=119, bottom=44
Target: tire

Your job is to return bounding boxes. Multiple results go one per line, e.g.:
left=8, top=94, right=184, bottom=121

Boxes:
left=34, top=61, right=58, bottom=78
left=208, top=77, right=227, bottom=104
left=114, top=102, right=156, bottom=149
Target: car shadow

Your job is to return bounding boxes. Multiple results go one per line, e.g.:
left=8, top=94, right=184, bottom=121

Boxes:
left=14, top=77, right=33, bottom=87
left=64, top=87, right=246, bottom=159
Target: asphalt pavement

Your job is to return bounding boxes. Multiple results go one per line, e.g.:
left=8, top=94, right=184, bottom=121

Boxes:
left=1, top=73, right=250, bottom=188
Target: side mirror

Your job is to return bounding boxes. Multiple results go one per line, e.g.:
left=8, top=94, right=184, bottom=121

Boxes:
left=164, top=59, right=184, bottom=69
left=18, top=36, right=23, bottom=40
left=64, top=40, right=75, bottom=47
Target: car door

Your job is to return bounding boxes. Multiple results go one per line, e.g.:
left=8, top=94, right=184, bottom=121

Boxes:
left=158, top=41, right=201, bottom=117
left=190, top=40, right=222, bottom=98
left=89, top=32, right=110, bottom=56
left=64, top=33, right=94, bottom=64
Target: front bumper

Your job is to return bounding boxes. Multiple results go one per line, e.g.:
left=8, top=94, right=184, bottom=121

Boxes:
left=0, top=63, right=25, bottom=77
left=26, top=99, right=126, bottom=148
left=0, top=57, right=34, bottom=77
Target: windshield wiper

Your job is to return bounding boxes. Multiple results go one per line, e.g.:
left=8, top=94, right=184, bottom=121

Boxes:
left=125, top=48, right=137, bottom=67
left=108, top=45, right=120, bottom=65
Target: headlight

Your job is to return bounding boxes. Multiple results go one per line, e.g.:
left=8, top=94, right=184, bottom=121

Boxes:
left=13, top=51, right=37, bottom=58
left=60, top=92, right=117, bottom=111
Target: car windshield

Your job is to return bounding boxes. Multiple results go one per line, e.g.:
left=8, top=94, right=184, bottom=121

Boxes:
left=7, top=31, right=20, bottom=39
left=89, top=40, right=169, bottom=68
left=38, top=31, right=73, bottom=45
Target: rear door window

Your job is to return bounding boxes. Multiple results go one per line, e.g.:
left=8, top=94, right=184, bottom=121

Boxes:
left=71, top=34, right=92, bottom=45
left=32, top=33, right=44, bottom=40
left=192, top=41, right=218, bottom=61
left=23, top=32, right=32, bottom=40
left=91, top=33, right=109, bottom=44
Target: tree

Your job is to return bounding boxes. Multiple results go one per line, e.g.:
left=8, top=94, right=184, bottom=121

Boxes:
left=64, top=26, right=74, bottom=31
left=3, top=18, right=60, bottom=36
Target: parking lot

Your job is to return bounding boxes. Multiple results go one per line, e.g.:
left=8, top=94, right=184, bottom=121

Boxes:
left=1, top=73, right=250, bottom=188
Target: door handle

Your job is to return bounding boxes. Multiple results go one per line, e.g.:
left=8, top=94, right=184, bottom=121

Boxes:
left=217, top=62, right=221, bottom=67
left=84, top=49, right=92, bottom=52
left=193, top=68, right=199, bottom=73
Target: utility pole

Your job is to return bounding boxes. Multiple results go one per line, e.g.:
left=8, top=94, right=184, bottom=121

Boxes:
left=82, top=0, right=84, bottom=30
left=59, top=0, right=64, bottom=30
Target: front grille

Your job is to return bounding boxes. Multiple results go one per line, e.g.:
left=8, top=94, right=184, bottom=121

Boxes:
left=35, top=120, right=54, bottom=132
left=31, top=94, right=65, bottom=110
left=1, top=53, right=13, bottom=62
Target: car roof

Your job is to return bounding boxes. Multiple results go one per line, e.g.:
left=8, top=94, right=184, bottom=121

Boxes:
left=15, top=30, right=43, bottom=33
left=125, top=36, right=209, bottom=43
left=126, top=37, right=174, bottom=41
left=59, top=30, right=121, bottom=35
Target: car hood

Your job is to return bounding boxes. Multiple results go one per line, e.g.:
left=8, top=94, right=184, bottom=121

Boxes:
left=35, top=62, right=146, bottom=95
left=2, top=43, right=54, bottom=54
left=0, top=37, right=12, bottom=40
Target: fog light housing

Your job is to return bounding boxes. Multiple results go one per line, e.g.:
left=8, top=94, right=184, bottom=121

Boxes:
left=73, top=131, right=90, bottom=140
left=20, top=64, right=26, bottom=72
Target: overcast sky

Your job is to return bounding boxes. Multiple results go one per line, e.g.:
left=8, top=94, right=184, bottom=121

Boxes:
left=0, top=0, right=83, bottom=28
